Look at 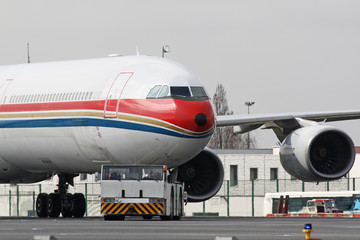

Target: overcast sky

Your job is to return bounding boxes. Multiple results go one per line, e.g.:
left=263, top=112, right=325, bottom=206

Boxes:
left=1, top=0, right=360, bottom=147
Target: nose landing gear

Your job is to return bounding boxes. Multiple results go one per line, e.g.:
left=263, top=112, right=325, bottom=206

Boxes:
left=36, top=173, right=86, bottom=218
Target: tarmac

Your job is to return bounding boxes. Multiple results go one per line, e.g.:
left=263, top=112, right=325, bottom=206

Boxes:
left=0, top=216, right=358, bottom=240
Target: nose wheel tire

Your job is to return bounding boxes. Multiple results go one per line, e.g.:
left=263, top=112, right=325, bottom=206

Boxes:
left=36, top=193, right=49, bottom=218
left=73, top=193, right=86, bottom=218
left=47, top=193, right=61, bottom=218
left=61, top=193, right=74, bottom=218
left=36, top=192, right=85, bottom=218
left=35, top=174, right=86, bottom=218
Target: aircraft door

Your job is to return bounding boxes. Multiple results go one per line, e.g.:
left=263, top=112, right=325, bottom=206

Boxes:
left=0, top=79, right=13, bottom=105
left=104, top=72, right=133, bottom=118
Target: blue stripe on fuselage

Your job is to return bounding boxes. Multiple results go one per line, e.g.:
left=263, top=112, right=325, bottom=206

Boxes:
left=0, top=118, right=213, bottom=139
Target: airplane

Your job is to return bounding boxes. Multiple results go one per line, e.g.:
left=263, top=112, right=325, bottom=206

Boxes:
left=0, top=55, right=358, bottom=218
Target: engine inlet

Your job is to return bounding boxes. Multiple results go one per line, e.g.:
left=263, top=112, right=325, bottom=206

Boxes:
left=310, top=131, right=353, bottom=175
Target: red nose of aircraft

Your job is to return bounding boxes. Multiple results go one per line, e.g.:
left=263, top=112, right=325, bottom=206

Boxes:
left=174, top=99, right=215, bottom=135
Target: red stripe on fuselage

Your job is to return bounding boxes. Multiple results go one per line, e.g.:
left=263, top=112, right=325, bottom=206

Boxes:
left=0, top=101, right=104, bottom=112
left=0, top=99, right=215, bottom=133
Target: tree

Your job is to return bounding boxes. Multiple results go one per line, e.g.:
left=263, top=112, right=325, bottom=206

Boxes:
left=207, top=84, right=256, bottom=149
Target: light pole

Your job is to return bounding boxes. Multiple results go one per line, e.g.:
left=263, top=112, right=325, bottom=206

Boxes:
left=245, top=101, right=255, bottom=148
left=162, top=45, right=171, bottom=58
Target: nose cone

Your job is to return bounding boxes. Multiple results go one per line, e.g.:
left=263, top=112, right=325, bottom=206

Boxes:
left=195, top=113, right=207, bottom=126
left=174, top=99, right=215, bottom=135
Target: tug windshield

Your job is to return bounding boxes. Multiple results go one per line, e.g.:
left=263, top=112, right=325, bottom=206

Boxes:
left=102, top=165, right=164, bottom=181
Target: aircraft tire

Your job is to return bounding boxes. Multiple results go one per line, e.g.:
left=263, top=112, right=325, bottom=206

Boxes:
left=36, top=193, right=48, bottom=218
left=72, top=193, right=86, bottom=218
left=47, top=193, right=61, bottom=218
left=61, top=193, right=73, bottom=218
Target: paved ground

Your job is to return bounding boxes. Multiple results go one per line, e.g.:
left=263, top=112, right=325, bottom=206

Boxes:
left=0, top=217, right=358, bottom=240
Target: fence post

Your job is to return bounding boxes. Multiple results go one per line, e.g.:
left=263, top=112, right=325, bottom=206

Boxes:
left=202, top=201, right=205, bottom=216
left=39, top=184, right=41, bottom=194
left=16, top=185, right=19, bottom=216
left=251, top=180, right=254, bottom=217
left=227, top=180, right=229, bottom=217
left=33, top=191, right=35, bottom=216
left=302, top=181, right=305, bottom=192
left=276, top=179, right=279, bottom=192
left=9, top=190, right=11, bottom=217
left=327, top=182, right=329, bottom=191
left=85, top=183, right=88, bottom=217
left=353, top=178, right=356, bottom=191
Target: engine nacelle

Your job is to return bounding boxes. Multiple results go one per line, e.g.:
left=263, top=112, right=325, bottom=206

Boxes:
left=177, top=148, right=224, bottom=202
left=280, top=125, right=355, bottom=182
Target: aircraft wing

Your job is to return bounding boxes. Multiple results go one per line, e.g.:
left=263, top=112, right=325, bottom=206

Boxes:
left=216, top=110, right=360, bottom=127
left=216, top=110, right=360, bottom=141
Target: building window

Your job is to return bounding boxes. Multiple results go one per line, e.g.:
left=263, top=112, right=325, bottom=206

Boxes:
left=250, top=168, right=258, bottom=180
left=230, top=165, right=238, bottom=186
left=270, top=168, right=278, bottom=180
left=80, top=174, right=87, bottom=181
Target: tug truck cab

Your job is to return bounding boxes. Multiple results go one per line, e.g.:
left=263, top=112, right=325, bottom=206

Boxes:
left=100, top=165, right=185, bottom=220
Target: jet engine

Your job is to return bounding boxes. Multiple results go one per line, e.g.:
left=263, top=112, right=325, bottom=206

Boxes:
left=178, top=148, right=224, bottom=202
left=280, top=125, right=355, bottom=182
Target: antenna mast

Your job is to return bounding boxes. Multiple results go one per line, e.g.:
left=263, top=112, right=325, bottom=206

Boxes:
left=27, top=42, right=30, bottom=63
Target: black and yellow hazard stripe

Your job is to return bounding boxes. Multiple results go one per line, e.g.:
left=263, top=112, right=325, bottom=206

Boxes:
left=101, top=202, right=164, bottom=215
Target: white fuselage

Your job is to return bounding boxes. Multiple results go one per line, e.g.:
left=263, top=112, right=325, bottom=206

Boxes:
left=0, top=56, right=215, bottom=183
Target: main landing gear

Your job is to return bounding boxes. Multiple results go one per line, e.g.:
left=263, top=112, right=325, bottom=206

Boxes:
left=36, top=174, right=86, bottom=218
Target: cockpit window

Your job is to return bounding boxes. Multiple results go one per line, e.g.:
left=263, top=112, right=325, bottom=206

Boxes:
left=190, top=87, right=207, bottom=97
left=146, top=85, right=162, bottom=98
left=158, top=85, right=170, bottom=98
left=146, top=85, right=208, bottom=100
left=170, top=86, right=191, bottom=97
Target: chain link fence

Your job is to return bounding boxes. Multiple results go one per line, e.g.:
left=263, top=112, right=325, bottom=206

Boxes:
left=1, top=177, right=359, bottom=217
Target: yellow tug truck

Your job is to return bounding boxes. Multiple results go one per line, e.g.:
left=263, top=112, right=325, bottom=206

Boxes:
left=100, top=165, right=185, bottom=220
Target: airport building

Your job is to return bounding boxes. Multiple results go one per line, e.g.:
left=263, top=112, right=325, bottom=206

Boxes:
left=1, top=147, right=360, bottom=217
